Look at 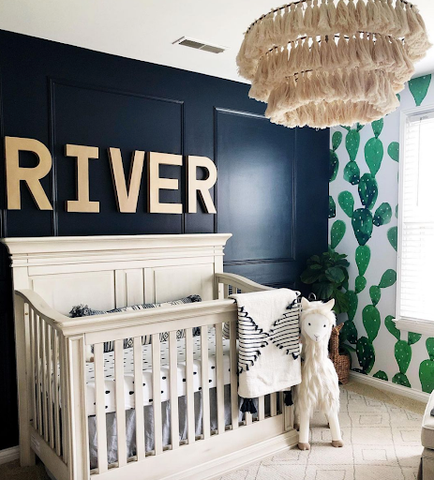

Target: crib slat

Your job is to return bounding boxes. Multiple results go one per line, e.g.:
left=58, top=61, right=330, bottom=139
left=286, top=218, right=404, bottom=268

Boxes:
left=245, top=412, right=252, bottom=425
left=224, top=284, right=229, bottom=299
left=44, top=323, right=54, bottom=448
left=185, top=328, right=195, bottom=444
left=114, top=340, right=127, bottom=467
left=133, top=337, right=145, bottom=460
left=201, top=326, right=210, bottom=439
left=35, top=315, right=43, bottom=436
left=270, top=392, right=277, bottom=417
left=59, top=336, right=69, bottom=464
left=152, top=334, right=163, bottom=455
left=215, top=323, right=225, bottom=435
left=229, top=320, right=238, bottom=430
left=40, top=317, right=48, bottom=441
left=29, top=309, right=37, bottom=432
left=169, top=331, right=179, bottom=450
left=53, top=330, right=61, bottom=456
left=94, top=343, right=108, bottom=473
left=258, top=396, right=265, bottom=421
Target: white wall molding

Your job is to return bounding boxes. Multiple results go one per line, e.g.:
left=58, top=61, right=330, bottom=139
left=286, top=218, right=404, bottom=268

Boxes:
left=350, top=371, right=430, bottom=404
left=0, top=446, right=19, bottom=465
left=394, top=317, right=434, bottom=337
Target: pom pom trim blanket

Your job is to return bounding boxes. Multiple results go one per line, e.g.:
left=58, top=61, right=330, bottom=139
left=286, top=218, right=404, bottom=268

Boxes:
left=230, top=288, right=302, bottom=400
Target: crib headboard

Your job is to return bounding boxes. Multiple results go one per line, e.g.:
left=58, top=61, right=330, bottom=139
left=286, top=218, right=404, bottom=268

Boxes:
left=4, top=234, right=232, bottom=315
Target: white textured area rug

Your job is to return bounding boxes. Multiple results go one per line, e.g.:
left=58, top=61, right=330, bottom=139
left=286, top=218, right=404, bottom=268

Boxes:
left=220, top=387, right=423, bottom=480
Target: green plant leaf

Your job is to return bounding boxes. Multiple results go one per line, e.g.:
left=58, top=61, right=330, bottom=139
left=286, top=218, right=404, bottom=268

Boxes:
left=358, top=173, right=378, bottom=210
left=365, top=137, right=384, bottom=177
left=346, top=129, right=361, bottom=161
left=300, top=268, right=322, bottom=284
left=333, top=288, right=349, bottom=314
left=409, top=74, right=432, bottom=107
left=420, top=360, right=434, bottom=393
left=363, top=305, right=381, bottom=342
left=371, top=119, right=384, bottom=138
left=379, top=269, right=397, bottom=289
left=373, top=371, right=388, bottom=381
left=343, top=160, right=360, bottom=185
left=426, top=338, right=434, bottom=361
left=342, top=320, right=358, bottom=345
left=385, top=315, right=400, bottom=341
left=338, top=191, right=354, bottom=217
left=369, top=286, right=381, bottom=306
left=325, top=267, right=345, bottom=284
left=312, top=282, right=334, bottom=300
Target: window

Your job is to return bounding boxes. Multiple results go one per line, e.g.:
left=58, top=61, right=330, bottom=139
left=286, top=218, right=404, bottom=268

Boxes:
left=396, top=109, right=434, bottom=334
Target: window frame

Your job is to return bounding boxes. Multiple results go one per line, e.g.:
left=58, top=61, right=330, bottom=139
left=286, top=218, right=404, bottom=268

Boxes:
left=395, top=104, right=434, bottom=336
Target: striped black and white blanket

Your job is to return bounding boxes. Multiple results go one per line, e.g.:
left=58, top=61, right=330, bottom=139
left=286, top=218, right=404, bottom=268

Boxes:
left=229, top=289, right=302, bottom=403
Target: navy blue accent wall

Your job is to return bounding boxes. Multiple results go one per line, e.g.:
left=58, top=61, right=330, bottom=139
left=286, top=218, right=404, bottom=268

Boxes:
left=0, top=30, right=329, bottom=450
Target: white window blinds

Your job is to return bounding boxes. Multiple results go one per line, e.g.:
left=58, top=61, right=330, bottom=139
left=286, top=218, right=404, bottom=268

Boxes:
left=399, top=111, right=434, bottom=322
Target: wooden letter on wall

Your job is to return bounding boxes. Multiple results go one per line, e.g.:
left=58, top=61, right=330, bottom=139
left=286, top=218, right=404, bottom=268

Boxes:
left=187, top=156, right=217, bottom=214
left=147, top=152, right=182, bottom=214
left=108, top=148, right=145, bottom=213
left=65, top=144, right=100, bottom=213
left=5, top=136, right=53, bottom=210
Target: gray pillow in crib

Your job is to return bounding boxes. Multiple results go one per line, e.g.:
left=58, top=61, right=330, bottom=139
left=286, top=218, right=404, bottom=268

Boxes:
left=69, top=295, right=202, bottom=352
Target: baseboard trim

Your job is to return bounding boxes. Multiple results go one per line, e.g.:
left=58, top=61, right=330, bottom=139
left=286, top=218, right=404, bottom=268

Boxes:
left=349, top=371, right=430, bottom=404
left=0, top=446, right=19, bottom=465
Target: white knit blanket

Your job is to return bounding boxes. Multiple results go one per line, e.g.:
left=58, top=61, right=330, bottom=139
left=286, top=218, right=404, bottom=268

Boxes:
left=230, top=289, right=302, bottom=399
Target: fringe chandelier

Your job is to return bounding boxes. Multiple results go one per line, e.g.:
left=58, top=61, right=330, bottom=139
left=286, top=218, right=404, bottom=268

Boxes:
left=236, top=0, right=431, bottom=128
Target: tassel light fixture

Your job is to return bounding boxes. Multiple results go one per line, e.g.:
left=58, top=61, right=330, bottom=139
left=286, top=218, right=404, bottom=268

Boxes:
left=236, top=0, right=431, bottom=128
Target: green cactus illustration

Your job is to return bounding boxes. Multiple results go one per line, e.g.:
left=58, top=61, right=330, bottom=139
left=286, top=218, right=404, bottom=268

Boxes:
left=343, top=161, right=360, bottom=185
left=409, top=74, right=432, bottom=107
left=392, top=373, right=411, bottom=388
left=358, top=174, right=378, bottom=210
left=341, top=320, right=358, bottom=345
left=346, top=129, right=361, bottom=161
left=365, top=137, right=384, bottom=177
left=408, top=332, right=422, bottom=345
left=332, top=131, right=343, bottom=150
left=387, top=227, right=398, bottom=251
left=373, top=371, right=388, bottom=381
left=395, top=340, right=412, bottom=374
left=371, top=119, right=384, bottom=138
left=388, top=142, right=399, bottom=162
left=338, top=191, right=354, bottom=217
left=351, top=208, right=373, bottom=246
left=373, top=203, right=392, bottom=227
left=355, top=276, right=367, bottom=294
left=356, top=337, right=375, bottom=374
left=329, top=196, right=336, bottom=218
left=369, top=286, right=381, bottom=306
left=379, top=269, right=397, bottom=289
left=346, top=290, right=358, bottom=322
left=395, top=205, right=398, bottom=218
left=330, top=220, right=346, bottom=249
left=362, top=305, right=381, bottom=342
left=427, top=338, right=434, bottom=361
left=355, top=245, right=371, bottom=276
left=385, top=315, right=400, bottom=341
left=330, top=150, right=339, bottom=182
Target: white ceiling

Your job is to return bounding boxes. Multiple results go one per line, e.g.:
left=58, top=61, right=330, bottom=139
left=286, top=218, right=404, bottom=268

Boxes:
left=0, top=0, right=433, bottom=83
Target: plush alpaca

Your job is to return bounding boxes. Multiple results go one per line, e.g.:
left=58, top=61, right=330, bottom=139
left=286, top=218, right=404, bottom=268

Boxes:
left=293, top=297, right=343, bottom=450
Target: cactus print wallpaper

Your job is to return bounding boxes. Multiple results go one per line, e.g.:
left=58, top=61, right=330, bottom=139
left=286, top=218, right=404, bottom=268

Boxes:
left=329, top=73, right=434, bottom=394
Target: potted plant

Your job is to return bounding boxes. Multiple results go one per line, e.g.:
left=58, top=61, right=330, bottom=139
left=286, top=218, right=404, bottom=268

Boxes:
left=300, top=250, right=352, bottom=383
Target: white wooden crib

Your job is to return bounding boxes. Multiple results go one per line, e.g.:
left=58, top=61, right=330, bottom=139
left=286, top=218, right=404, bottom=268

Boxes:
left=6, top=234, right=298, bottom=480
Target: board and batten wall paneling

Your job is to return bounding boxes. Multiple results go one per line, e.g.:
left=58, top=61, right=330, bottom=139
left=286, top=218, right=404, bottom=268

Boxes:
left=0, top=29, right=329, bottom=450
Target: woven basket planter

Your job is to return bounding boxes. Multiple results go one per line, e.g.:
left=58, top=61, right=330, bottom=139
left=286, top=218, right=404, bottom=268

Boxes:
left=330, top=324, right=350, bottom=385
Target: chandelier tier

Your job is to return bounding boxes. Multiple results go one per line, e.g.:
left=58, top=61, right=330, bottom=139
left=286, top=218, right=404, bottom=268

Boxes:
left=236, top=0, right=431, bottom=128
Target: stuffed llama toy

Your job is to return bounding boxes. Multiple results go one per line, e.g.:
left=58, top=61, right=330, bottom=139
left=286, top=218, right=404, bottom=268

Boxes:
left=293, top=297, right=343, bottom=450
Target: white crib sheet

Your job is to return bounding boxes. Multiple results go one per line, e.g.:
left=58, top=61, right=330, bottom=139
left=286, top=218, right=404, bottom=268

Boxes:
left=85, top=330, right=231, bottom=415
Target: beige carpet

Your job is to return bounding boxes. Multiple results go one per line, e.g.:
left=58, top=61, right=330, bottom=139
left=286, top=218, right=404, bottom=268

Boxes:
left=219, top=382, right=424, bottom=480
left=1, top=382, right=425, bottom=480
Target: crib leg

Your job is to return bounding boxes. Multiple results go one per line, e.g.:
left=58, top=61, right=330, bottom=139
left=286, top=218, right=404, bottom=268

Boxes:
left=297, top=411, right=310, bottom=450
left=328, top=411, right=343, bottom=447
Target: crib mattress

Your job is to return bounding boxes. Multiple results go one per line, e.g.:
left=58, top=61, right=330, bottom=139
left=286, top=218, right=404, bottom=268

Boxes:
left=85, top=330, right=231, bottom=415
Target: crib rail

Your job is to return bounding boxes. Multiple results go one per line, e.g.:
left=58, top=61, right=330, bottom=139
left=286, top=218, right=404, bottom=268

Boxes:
left=14, top=273, right=291, bottom=480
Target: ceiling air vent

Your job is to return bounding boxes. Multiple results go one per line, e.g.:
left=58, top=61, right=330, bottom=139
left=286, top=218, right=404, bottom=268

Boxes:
left=173, top=37, right=226, bottom=54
